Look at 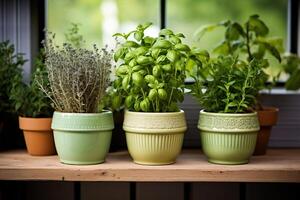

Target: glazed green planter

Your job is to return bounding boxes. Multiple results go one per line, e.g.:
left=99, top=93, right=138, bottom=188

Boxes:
left=198, top=110, right=259, bottom=165
left=123, top=110, right=187, bottom=165
left=52, top=111, right=114, bottom=165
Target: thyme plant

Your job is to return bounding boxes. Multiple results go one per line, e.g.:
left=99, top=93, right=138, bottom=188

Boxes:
left=112, top=23, right=196, bottom=112
left=38, top=32, right=112, bottom=113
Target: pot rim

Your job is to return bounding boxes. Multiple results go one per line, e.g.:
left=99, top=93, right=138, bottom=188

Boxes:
left=53, top=110, right=112, bottom=116
left=123, top=109, right=186, bottom=134
left=19, top=116, right=52, bottom=120
left=257, top=106, right=279, bottom=113
left=125, top=109, right=184, bottom=116
left=19, top=117, right=52, bottom=131
left=52, top=110, right=114, bottom=131
left=200, top=110, right=257, bottom=117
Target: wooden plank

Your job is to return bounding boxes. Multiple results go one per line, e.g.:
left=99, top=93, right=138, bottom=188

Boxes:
left=0, top=149, right=300, bottom=182
left=136, top=183, right=184, bottom=200
left=246, top=183, right=300, bottom=200
left=81, top=182, right=130, bottom=200
left=190, top=183, right=239, bottom=200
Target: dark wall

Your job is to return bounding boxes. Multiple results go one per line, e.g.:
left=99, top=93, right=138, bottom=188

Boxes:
left=1, top=181, right=299, bottom=200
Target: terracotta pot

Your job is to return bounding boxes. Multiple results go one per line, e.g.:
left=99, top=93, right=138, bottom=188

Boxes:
left=19, top=117, right=56, bottom=156
left=253, top=107, right=279, bottom=155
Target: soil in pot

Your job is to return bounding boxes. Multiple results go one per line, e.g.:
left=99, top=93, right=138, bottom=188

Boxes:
left=254, top=107, right=279, bottom=155
left=19, top=117, right=56, bottom=156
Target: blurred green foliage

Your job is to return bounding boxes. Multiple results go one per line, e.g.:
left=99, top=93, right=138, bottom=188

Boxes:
left=47, top=0, right=159, bottom=47
left=48, top=0, right=287, bottom=77
left=168, top=0, right=287, bottom=49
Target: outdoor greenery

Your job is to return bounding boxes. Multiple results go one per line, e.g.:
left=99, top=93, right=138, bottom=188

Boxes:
left=168, top=0, right=286, bottom=47
left=38, top=32, right=112, bottom=113
left=48, top=0, right=286, bottom=47
left=0, top=41, right=26, bottom=114
left=280, top=53, right=300, bottom=90
left=47, top=0, right=159, bottom=47
left=111, top=23, right=195, bottom=112
left=194, top=15, right=280, bottom=88
left=194, top=14, right=300, bottom=91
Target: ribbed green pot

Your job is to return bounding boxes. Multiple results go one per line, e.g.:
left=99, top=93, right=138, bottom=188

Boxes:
left=52, top=111, right=114, bottom=165
left=198, top=110, right=259, bottom=165
left=123, top=110, right=187, bottom=165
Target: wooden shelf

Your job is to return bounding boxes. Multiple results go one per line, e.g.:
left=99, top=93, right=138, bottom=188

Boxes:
left=0, top=149, right=300, bottom=182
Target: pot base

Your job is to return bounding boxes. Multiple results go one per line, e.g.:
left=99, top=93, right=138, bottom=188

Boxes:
left=133, top=160, right=175, bottom=166
left=60, top=159, right=105, bottom=165
left=208, top=159, right=249, bottom=165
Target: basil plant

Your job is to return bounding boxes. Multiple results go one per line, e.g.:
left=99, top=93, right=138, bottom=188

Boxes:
left=111, top=23, right=198, bottom=112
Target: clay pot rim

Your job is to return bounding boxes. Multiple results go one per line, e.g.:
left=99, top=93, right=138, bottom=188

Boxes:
left=19, top=116, right=52, bottom=120
left=19, top=116, right=52, bottom=131
left=258, top=106, right=279, bottom=114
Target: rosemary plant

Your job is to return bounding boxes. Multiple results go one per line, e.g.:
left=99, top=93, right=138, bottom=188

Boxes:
left=189, top=56, right=266, bottom=113
left=38, top=33, right=112, bottom=113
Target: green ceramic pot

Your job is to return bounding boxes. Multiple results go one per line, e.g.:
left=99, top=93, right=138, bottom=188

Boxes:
left=198, top=110, right=259, bottom=165
left=52, top=111, right=114, bottom=165
left=123, top=110, right=187, bottom=165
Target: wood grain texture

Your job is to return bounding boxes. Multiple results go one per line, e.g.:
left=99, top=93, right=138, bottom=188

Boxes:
left=0, top=149, right=300, bottom=182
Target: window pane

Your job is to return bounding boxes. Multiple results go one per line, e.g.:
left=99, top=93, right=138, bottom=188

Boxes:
left=167, top=0, right=288, bottom=79
left=47, top=0, right=160, bottom=47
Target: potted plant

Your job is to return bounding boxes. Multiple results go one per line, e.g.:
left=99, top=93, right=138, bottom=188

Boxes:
left=189, top=55, right=264, bottom=164
left=112, top=23, right=196, bottom=165
left=194, top=15, right=291, bottom=155
left=10, top=49, right=56, bottom=156
left=38, top=32, right=114, bottom=165
left=0, top=41, right=26, bottom=150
